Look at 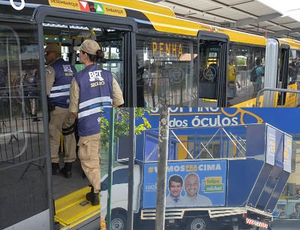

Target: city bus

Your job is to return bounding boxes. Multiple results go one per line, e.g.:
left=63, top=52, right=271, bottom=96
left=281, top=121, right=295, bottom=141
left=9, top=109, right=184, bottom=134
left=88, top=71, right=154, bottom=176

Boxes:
left=1, top=0, right=300, bottom=229
left=1, top=0, right=299, bottom=108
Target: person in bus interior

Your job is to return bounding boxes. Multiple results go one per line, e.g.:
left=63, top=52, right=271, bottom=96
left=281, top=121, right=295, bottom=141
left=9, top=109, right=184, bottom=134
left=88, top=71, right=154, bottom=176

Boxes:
left=252, top=57, right=264, bottom=97
left=227, top=56, right=240, bottom=100
left=69, top=39, right=123, bottom=206
left=45, top=43, right=77, bottom=178
left=288, top=57, right=298, bottom=83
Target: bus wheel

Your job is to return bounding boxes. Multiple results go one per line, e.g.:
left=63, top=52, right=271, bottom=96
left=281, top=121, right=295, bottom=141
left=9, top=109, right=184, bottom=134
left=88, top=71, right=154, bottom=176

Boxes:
left=111, top=213, right=127, bottom=230
left=185, top=217, right=212, bottom=230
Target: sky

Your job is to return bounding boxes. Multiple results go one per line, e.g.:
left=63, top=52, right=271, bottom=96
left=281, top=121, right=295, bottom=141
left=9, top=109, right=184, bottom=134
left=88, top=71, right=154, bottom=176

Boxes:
left=258, top=0, right=300, bottom=22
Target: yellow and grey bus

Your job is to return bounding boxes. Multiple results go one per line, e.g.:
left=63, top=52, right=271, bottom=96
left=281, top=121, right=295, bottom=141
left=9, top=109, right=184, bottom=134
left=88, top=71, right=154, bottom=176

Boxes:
left=1, top=0, right=300, bottom=229
left=1, top=0, right=300, bottom=108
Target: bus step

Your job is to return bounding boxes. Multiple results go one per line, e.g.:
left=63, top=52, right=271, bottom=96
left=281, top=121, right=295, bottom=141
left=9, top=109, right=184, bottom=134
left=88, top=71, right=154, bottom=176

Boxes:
left=54, top=186, right=100, bottom=229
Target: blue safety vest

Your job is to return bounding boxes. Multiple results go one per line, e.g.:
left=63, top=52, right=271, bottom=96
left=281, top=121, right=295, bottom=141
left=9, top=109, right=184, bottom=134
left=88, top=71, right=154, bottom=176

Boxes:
left=48, top=58, right=76, bottom=108
left=75, top=65, right=113, bottom=136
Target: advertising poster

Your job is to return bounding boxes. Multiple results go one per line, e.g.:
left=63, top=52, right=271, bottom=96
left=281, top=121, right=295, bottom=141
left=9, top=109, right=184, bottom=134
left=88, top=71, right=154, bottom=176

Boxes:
left=283, top=135, right=292, bottom=173
left=274, top=129, right=283, bottom=167
left=142, top=160, right=227, bottom=209
left=266, top=126, right=276, bottom=166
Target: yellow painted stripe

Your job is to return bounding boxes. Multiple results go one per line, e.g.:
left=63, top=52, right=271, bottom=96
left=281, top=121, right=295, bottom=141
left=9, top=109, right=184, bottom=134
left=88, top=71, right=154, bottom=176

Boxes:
left=143, top=12, right=266, bottom=46
left=54, top=187, right=100, bottom=228
left=48, top=0, right=80, bottom=10
left=279, top=38, right=300, bottom=50
left=84, top=0, right=175, bottom=17
left=279, top=195, right=293, bottom=199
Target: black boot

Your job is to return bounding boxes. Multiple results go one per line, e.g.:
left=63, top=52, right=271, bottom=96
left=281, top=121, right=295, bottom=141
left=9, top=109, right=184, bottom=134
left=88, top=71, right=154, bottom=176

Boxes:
left=86, top=186, right=100, bottom=206
left=60, top=162, right=72, bottom=178
left=52, top=163, right=60, bottom=175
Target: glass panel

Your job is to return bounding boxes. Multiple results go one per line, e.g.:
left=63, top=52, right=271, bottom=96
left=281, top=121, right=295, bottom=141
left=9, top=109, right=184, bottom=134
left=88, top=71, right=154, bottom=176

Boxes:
left=136, top=35, right=197, bottom=107
left=0, top=23, right=47, bottom=229
left=0, top=24, right=42, bottom=165
left=198, top=40, right=221, bottom=104
left=43, top=23, right=125, bottom=91
left=228, top=43, right=265, bottom=106
left=288, top=50, right=299, bottom=83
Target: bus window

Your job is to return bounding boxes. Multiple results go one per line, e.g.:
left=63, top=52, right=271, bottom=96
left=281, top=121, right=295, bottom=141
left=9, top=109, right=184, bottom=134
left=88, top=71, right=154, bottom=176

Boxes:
left=197, top=35, right=228, bottom=107
left=101, top=37, right=124, bottom=89
left=0, top=23, right=48, bottom=230
left=198, top=42, right=221, bottom=104
left=136, top=35, right=197, bottom=107
left=227, top=43, right=265, bottom=107
left=43, top=21, right=127, bottom=103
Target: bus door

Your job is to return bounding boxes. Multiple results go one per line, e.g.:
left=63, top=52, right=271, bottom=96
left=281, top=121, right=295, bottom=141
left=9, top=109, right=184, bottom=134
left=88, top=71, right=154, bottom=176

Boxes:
left=33, top=6, right=137, bottom=228
left=197, top=31, right=228, bottom=107
left=277, top=45, right=290, bottom=106
left=0, top=22, right=50, bottom=230
left=34, top=6, right=137, bottom=107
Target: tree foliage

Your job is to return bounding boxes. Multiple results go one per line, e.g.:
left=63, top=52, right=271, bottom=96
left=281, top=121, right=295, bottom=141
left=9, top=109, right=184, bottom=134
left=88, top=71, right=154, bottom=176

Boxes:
left=100, top=108, right=151, bottom=151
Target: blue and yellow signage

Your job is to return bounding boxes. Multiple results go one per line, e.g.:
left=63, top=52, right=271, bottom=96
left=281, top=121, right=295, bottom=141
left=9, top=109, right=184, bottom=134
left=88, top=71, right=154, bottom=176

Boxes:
left=149, top=107, right=264, bottom=128
left=146, top=108, right=300, bottom=136
left=143, top=160, right=227, bottom=209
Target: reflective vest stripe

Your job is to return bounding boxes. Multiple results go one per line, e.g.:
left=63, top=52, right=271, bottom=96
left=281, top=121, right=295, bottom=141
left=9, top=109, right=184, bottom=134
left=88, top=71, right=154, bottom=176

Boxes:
left=51, top=84, right=71, bottom=91
left=79, top=96, right=112, bottom=110
left=78, top=107, right=101, bottom=119
left=49, top=91, right=70, bottom=98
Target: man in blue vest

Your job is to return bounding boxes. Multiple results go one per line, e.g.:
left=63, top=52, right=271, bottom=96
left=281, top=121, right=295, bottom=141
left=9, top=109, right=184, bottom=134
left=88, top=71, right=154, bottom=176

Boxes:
left=45, top=43, right=77, bottom=178
left=69, top=39, right=123, bottom=206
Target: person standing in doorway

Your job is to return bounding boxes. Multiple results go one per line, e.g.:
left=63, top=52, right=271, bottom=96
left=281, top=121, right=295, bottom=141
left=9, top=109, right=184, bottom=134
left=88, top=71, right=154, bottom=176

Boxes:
left=69, top=39, right=123, bottom=206
left=45, top=43, right=77, bottom=178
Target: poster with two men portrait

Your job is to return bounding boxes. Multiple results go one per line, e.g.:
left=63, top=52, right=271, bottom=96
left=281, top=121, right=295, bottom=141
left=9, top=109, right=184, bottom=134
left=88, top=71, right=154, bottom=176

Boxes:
left=142, top=160, right=227, bottom=209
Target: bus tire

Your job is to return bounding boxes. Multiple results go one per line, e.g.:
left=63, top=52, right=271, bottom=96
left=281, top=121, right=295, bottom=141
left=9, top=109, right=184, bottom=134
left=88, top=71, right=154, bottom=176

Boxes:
left=111, top=213, right=127, bottom=230
left=185, top=217, right=212, bottom=230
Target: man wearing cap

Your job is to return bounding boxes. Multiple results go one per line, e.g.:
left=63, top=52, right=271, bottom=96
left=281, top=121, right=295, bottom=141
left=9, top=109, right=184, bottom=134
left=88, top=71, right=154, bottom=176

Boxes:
left=45, top=43, right=77, bottom=178
left=69, top=39, right=123, bottom=206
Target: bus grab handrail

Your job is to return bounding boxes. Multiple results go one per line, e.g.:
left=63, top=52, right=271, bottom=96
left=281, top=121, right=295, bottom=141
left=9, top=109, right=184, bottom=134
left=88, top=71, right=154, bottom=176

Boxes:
left=255, top=87, right=300, bottom=107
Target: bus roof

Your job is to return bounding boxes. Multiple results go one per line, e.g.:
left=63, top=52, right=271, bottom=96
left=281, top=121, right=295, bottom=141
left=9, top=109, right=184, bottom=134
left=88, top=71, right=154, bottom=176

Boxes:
left=138, top=6, right=266, bottom=46
left=279, top=38, right=300, bottom=50
left=4, top=0, right=266, bottom=46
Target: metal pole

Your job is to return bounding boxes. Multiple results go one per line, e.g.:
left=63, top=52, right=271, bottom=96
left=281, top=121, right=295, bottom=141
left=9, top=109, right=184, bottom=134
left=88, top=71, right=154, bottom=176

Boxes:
left=256, top=87, right=300, bottom=107
left=127, top=108, right=136, bottom=229
left=107, top=107, right=115, bottom=230
left=155, top=106, right=170, bottom=230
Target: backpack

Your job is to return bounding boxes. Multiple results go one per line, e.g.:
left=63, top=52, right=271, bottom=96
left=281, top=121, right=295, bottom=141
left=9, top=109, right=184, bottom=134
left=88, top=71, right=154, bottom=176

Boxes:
left=250, top=66, right=258, bottom=82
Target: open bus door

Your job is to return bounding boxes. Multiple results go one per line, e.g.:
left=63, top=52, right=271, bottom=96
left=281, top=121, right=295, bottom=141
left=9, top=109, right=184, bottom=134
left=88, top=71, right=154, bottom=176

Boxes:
left=0, top=16, right=51, bottom=230
left=197, top=31, right=228, bottom=107
left=277, top=44, right=290, bottom=106
left=33, top=5, right=137, bottom=229
left=34, top=5, right=137, bottom=108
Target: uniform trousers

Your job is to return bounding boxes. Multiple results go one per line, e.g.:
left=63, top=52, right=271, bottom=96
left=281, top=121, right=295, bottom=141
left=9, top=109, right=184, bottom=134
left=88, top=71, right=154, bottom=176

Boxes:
left=78, top=133, right=101, bottom=193
left=49, top=106, right=76, bottom=163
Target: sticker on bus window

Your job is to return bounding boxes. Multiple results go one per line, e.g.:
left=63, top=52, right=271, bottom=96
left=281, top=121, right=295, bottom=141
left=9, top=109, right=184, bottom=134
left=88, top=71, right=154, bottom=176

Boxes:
left=48, top=0, right=126, bottom=17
